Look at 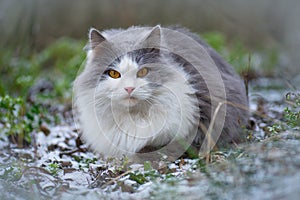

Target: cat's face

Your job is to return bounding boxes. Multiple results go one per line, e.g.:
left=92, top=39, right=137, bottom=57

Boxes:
left=98, top=55, right=154, bottom=107
left=83, top=26, right=176, bottom=109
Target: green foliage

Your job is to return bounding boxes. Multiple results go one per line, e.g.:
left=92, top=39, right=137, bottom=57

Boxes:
left=126, top=161, right=180, bottom=187
left=284, top=93, right=300, bottom=128
left=267, top=123, right=285, bottom=135
left=129, top=172, right=148, bottom=184
left=267, top=92, right=300, bottom=135
left=143, top=161, right=153, bottom=171
left=0, top=38, right=85, bottom=102
left=0, top=95, right=53, bottom=147
left=202, top=32, right=278, bottom=76
left=0, top=49, right=38, bottom=97
left=73, top=156, right=98, bottom=169
left=128, top=168, right=162, bottom=185
left=34, top=38, right=86, bottom=102
left=201, top=32, right=226, bottom=53
left=0, top=38, right=85, bottom=146
left=47, top=163, right=61, bottom=176
left=0, top=95, right=33, bottom=147
left=202, top=32, right=248, bottom=74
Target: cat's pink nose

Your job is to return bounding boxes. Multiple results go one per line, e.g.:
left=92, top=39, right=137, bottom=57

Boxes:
left=124, top=87, right=135, bottom=95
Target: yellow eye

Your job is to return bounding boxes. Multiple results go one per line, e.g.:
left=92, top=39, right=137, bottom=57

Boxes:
left=108, top=70, right=121, bottom=79
left=137, top=67, right=149, bottom=78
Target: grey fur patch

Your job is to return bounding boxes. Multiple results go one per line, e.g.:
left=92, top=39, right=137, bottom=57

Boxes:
left=168, top=26, right=249, bottom=145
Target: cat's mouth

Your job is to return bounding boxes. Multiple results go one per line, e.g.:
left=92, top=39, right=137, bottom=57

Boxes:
left=122, top=96, right=139, bottom=107
left=124, top=96, right=138, bottom=104
left=124, top=96, right=137, bottom=100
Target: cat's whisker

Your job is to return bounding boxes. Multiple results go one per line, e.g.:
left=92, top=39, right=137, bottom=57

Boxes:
left=144, top=99, right=155, bottom=107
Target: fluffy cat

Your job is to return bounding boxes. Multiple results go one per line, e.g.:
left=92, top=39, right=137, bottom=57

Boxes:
left=73, top=25, right=248, bottom=160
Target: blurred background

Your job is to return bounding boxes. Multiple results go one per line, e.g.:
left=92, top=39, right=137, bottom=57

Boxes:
left=1, top=2, right=300, bottom=198
left=0, top=0, right=300, bottom=78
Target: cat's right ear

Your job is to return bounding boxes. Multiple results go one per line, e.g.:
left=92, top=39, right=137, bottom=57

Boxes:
left=141, top=25, right=161, bottom=49
left=88, top=28, right=106, bottom=50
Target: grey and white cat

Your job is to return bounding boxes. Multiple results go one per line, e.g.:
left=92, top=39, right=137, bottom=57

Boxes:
left=74, top=25, right=248, bottom=159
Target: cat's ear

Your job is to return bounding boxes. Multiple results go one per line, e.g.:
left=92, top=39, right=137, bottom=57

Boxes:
left=88, top=28, right=106, bottom=49
left=142, top=25, right=161, bottom=48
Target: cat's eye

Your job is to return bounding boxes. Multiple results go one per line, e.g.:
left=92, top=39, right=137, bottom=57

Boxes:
left=137, top=67, right=149, bottom=78
left=107, top=69, right=121, bottom=79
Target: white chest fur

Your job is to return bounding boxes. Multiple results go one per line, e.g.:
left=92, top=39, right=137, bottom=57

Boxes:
left=75, top=69, right=199, bottom=157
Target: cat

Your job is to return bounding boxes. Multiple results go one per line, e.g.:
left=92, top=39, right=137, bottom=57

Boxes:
left=73, top=25, right=248, bottom=160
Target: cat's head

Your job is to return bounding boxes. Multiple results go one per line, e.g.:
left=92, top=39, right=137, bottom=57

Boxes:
left=84, top=26, right=177, bottom=108
left=97, top=53, right=162, bottom=107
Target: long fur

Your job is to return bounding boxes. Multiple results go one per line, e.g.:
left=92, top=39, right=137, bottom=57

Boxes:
left=74, top=25, right=248, bottom=158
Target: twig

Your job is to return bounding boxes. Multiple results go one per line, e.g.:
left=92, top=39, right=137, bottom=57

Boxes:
left=59, top=147, right=87, bottom=157
left=100, top=169, right=135, bottom=189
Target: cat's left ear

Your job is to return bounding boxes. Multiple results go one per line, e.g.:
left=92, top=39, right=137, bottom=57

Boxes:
left=142, top=25, right=161, bottom=49
left=88, top=28, right=106, bottom=50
